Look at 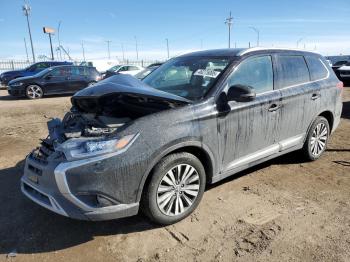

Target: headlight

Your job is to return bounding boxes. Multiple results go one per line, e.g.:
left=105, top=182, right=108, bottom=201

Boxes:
left=58, top=134, right=139, bottom=160
left=11, top=82, right=24, bottom=87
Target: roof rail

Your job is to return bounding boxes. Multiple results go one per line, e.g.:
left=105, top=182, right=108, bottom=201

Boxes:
left=237, top=47, right=319, bottom=56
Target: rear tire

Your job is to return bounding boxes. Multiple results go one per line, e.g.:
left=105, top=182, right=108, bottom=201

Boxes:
left=26, top=85, right=43, bottom=99
left=302, top=116, right=330, bottom=161
left=142, top=152, right=206, bottom=225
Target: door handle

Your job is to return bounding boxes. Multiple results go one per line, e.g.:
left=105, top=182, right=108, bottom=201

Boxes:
left=268, top=103, right=281, bottom=112
left=311, top=93, right=320, bottom=100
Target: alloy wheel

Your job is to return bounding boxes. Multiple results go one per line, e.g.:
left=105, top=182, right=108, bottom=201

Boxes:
left=310, top=122, right=328, bottom=156
left=156, top=164, right=200, bottom=216
left=27, top=85, right=43, bottom=99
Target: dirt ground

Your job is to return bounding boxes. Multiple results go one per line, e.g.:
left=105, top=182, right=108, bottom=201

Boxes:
left=0, top=88, right=349, bottom=262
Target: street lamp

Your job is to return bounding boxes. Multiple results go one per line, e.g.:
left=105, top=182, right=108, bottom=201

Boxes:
left=22, top=3, right=35, bottom=62
left=296, top=38, right=303, bottom=48
left=43, top=27, right=55, bottom=60
left=166, top=38, right=169, bottom=59
left=249, top=27, right=260, bottom=47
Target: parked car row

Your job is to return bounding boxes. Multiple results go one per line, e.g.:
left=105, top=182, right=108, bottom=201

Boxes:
left=8, top=65, right=100, bottom=99
left=0, top=61, right=72, bottom=86
left=326, top=55, right=350, bottom=84
left=1, top=61, right=163, bottom=99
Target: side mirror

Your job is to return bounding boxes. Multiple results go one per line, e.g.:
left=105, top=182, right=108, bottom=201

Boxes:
left=45, top=74, right=53, bottom=80
left=227, top=84, right=256, bottom=102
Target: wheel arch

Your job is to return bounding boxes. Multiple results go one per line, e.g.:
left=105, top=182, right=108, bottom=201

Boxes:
left=318, top=110, right=334, bottom=132
left=136, top=141, right=216, bottom=202
left=304, top=110, right=334, bottom=144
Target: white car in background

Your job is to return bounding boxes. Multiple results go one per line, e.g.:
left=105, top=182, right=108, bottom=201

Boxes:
left=103, top=65, right=144, bottom=79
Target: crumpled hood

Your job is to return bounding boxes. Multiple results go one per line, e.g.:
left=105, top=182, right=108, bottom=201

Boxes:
left=71, top=74, right=191, bottom=114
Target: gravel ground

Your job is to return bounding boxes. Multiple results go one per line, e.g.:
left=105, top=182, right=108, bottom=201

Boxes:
left=0, top=88, right=349, bottom=262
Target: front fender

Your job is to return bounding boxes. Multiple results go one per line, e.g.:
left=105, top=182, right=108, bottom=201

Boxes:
left=135, top=138, right=216, bottom=202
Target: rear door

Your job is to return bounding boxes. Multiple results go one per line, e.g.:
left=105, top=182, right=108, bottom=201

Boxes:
left=69, top=67, right=88, bottom=92
left=217, top=55, right=282, bottom=174
left=43, top=67, right=70, bottom=94
left=275, top=54, right=322, bottom=150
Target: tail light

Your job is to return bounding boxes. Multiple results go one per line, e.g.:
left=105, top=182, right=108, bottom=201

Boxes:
left=336, top=81, right=344, bottom=98
left=336, top=81, right=344, bottom=89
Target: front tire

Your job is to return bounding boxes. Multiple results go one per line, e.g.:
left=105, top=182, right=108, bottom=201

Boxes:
left=142, top=152, right=206, bottom=225
left=26, top=85, right=43, bottom=99
left=302, top=116, right=330, bottom=161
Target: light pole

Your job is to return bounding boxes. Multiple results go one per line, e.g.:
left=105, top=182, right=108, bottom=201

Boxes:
left=24, top=38, right=29, bottom=62
left=81, top=41, right=86, bottom=61
left=296, top=38, right=303, bottom=48
left=43, top=27, right=55, bottom=60
left=121, top=43, right=125, bottom=62
left=225, top=11, right=233, bottom=48
left=249, top=26, right=260, bottom=47
left=57, top=21, right=62, bottom=60
left=134, top=36, right=139, bottom=60
left=105, top=40, right=111, bottom=59
left=166, top=38, right=169, bottom=59
left=22, top=3, right=35, bottom=62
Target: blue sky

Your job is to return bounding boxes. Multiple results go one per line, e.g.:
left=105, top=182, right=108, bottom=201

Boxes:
left=0, top=0, right=350, bottom=61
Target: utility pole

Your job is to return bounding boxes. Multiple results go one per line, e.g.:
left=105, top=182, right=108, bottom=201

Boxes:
left=249, top=26, right=260, bottom=47
left=24, top=38, right=29, bottom=62
left=121, top=43, right=125, bottom=62
left=105, top=40, right=111, bottom=59
left=134, top=36, right=139, bottom=60
left=22, top=3, right=35, bottom=62
left=81, top=41, right=86, bottom=61
left=166, top=38, right=169, bottom=59
left=224, top=11, right=233, bottom=48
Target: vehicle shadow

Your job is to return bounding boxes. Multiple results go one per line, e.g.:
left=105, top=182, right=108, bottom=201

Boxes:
left=0, top=147, right=347, bottom=255
left=0, top=159, right=159, bottom=255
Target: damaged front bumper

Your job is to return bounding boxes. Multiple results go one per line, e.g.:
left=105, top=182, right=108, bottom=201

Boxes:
left=21, top=149, right=140, bottom=221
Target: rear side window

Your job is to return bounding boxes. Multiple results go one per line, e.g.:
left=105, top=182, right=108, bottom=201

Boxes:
left=278, top=55, right=310, bottom=87
left=305, top=56, right=328, bottom=81
left=129, top=66, right=139, bottom=70
left=228, top=55, right=273, bottom=94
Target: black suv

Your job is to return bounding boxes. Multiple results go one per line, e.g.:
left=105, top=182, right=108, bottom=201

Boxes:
left=8, top=65, right=100, bottom=99
left=0, top=61, right=72, bottom=86
left=21, top=48, right=343, bottom=225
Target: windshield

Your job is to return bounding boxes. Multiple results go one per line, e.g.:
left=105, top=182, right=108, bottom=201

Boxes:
left=34, top=67, right=53, bottom=77
left=143, top=57, right=231, bottom=100
left=107, top=65, right=122, bottom=72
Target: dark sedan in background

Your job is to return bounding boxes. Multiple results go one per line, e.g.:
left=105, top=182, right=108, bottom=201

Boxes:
left=7, top=65, right=100, bottom=99
left=0, top=61, right=72, bottom=87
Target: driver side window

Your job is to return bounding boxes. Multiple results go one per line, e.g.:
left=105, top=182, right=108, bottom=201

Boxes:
left=228, top=56, right=273, bottom=94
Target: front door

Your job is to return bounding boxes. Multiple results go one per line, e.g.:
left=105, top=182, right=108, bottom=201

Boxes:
left=217, top=55, right=282, bottom=175
left=69, top=67, right=88, bottom=92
